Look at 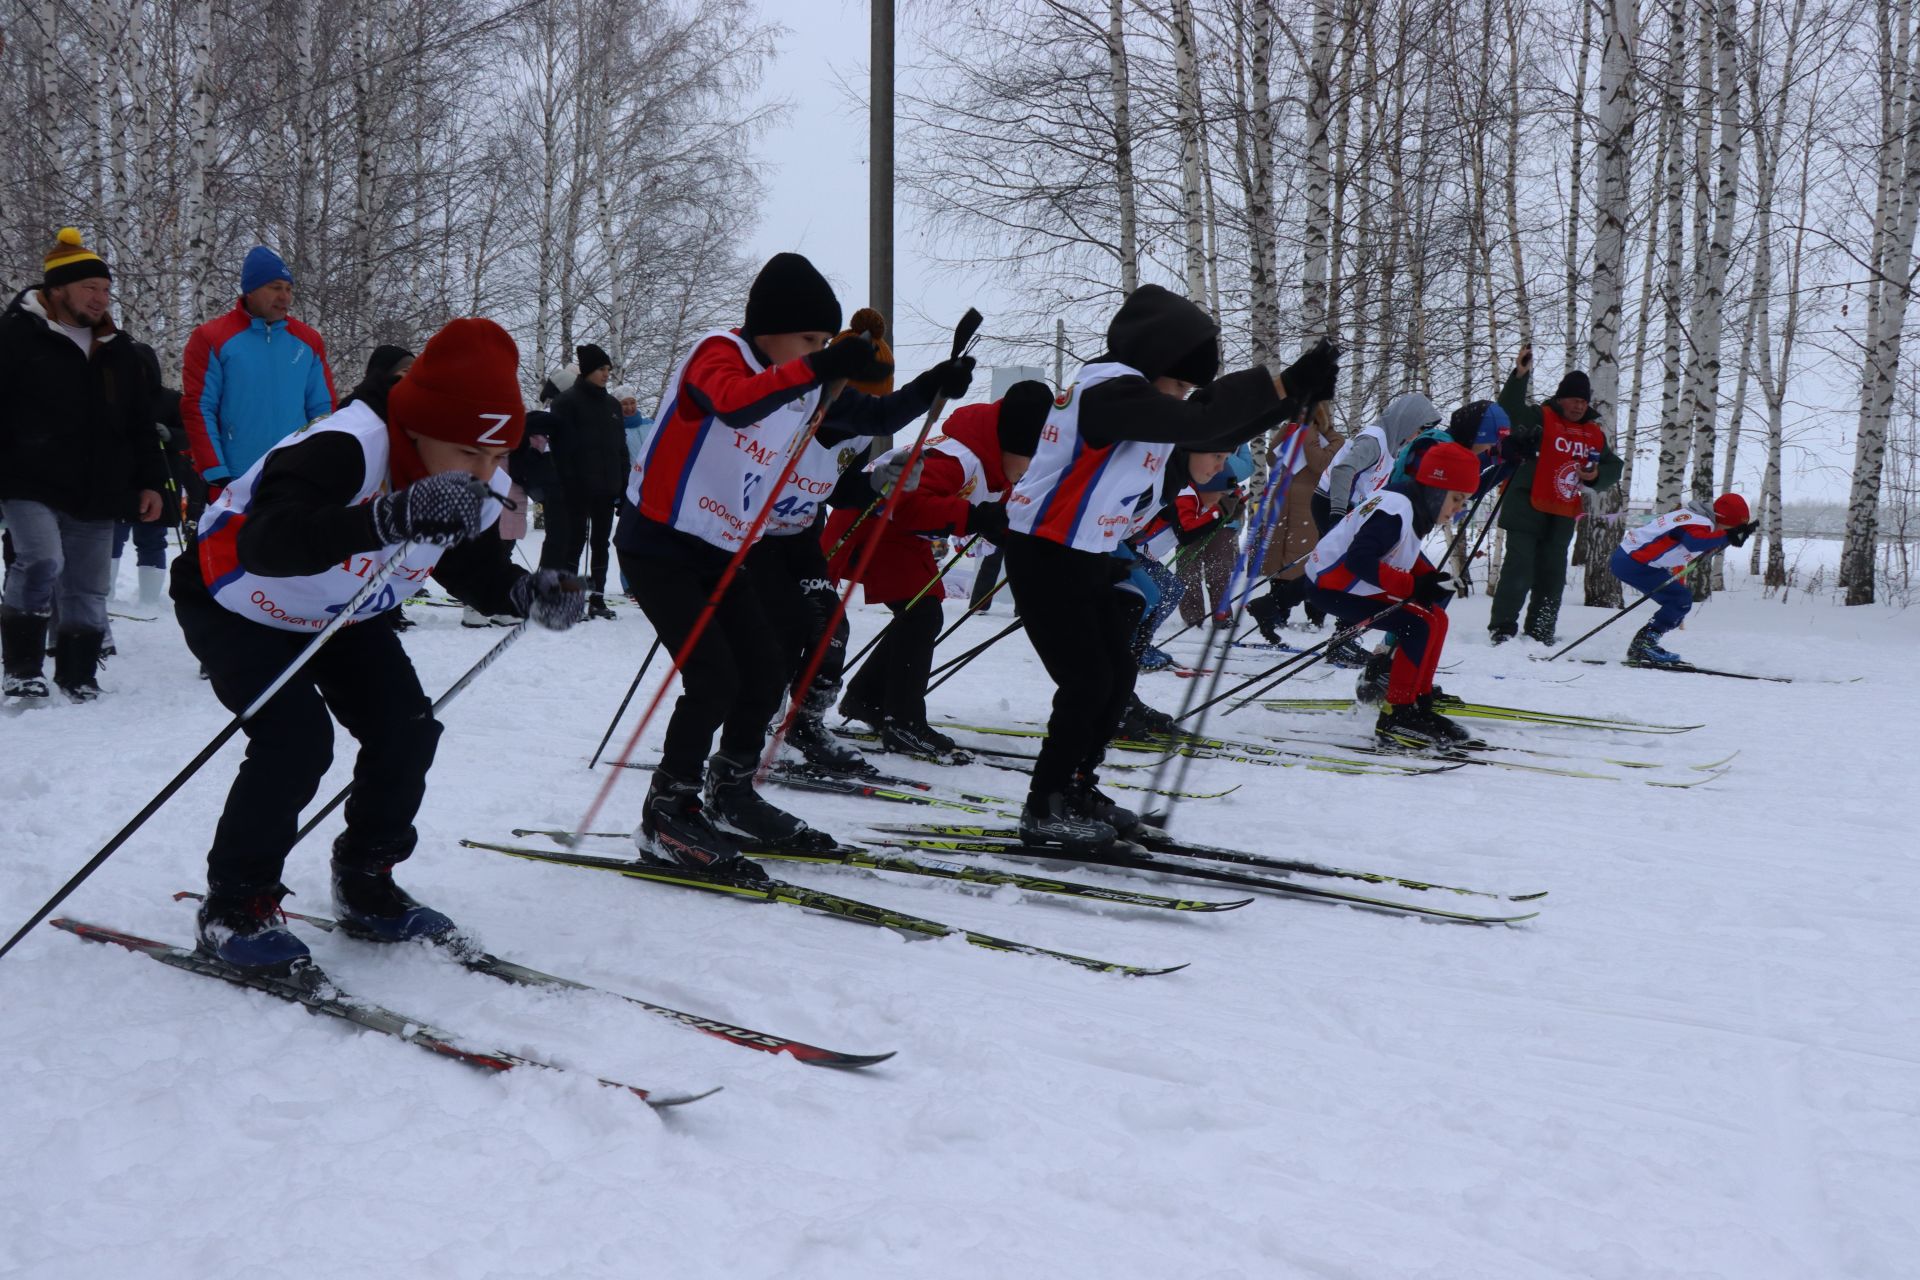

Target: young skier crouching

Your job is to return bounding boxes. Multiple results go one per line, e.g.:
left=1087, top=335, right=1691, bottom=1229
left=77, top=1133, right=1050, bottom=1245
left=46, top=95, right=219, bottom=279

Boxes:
left=1305, top=441, right=1480, bottom=749
left=176, top=318, right=585, bottom=973
left=1610, top=493, right=1754, bottom=667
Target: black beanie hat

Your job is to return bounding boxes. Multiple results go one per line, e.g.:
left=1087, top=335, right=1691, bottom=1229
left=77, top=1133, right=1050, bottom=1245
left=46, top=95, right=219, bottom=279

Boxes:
left=365, top=344, right=414, bottom=382
left=743, top=252, right=842, bottom=338
left=576, top=343, right=612, bottom=377
left=1553, top=370, right=1592, bottom=403
left=997, top=380, right=1053, bottom=456
left=1163, top=333, right=1221, bottom=385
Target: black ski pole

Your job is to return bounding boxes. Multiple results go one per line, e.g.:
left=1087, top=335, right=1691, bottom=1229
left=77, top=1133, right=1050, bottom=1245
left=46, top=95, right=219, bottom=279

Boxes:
left=925, top=618, right=1026, bottom=693
left=1544, top=548, right=1724, bottom=662
left=292, top=620, right=532, bottom=848
left=1178, top=599, right=1402, bottom=721
left=1222, top=603, right=1405, bottom=716
left=840, top=535, right=982, bottom=686
left=929, top=574, right=1009, bottom=652
left=589, top=638, right=660, bottom=768
left=0, top=544, right=418, bottom=964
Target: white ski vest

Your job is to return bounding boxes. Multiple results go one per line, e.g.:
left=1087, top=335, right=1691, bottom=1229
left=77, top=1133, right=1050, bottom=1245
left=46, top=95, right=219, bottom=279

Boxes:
left=1315, top=421, right=1392, bottom=506
left=628, top=329, right=823, bottom=552
left=1621, top=507, right=1717, bottom=571
left=197, top=401, right=506, bottom=632
left=1006, top=363, right=1166, bottom=553
left=1305, top=489, right=1422, bottom=596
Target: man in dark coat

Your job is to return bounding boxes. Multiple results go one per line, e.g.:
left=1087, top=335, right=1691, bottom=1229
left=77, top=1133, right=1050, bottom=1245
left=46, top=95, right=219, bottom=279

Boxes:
left=540, top=342, right=628, bottom=618
left=0, top=227, right=166, bottom=702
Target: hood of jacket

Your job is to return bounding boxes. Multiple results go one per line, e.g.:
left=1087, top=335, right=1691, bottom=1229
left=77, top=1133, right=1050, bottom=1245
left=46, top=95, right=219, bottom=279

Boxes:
left=1376, top=392, right=1442, bottom=457
left=7, top=287, right=119, bottom=342
left=1096, top=284, right=1220, bottom=381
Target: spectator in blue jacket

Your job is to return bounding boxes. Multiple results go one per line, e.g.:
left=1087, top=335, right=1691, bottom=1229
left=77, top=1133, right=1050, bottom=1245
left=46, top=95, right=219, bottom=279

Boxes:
left=181, top=246, right=335, bottom=492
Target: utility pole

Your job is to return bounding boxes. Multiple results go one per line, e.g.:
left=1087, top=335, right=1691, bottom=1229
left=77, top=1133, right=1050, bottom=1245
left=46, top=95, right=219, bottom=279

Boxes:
left=869, top=0, right=895, bottom=455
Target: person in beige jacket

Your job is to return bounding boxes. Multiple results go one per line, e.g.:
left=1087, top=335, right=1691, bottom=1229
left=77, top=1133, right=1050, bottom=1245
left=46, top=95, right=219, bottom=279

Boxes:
left=1246, top=402, right=1343, bottom=643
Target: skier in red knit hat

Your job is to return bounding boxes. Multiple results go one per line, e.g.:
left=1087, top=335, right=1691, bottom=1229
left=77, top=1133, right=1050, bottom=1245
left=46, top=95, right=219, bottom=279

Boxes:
left=173, top=317, right=586, bottom=975
left=1305, top=440, right=1480, bottom=749
left=1608, top=492, right=1756, bottom=668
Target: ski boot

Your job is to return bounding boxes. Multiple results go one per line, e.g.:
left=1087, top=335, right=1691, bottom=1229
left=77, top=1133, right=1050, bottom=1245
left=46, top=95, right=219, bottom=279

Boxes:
left=1627, top=624, right=1685, bottom=667
left=880, top=717, right=973, bottom=765
left=634, top=770, right=768, bottom=882
left=2, top=608, right=52, bottom=704
left=705, top=750, right=837, bottom=853
left=1488, top=625, right=1516, bottom=646
left=1326, top=636, right=1373, bottom=669
left=1374, top=702, right=1450, bottom=752
left=1070, top=771, right=1139, bottom=838
left=837, top=687, right=885, bottom=730
left=1116, top=695, right=1181, bottom=741
left=1413, top=692, right=1476, bottom=746
left=586, top=593, right=617, bottom=621
left=195, top=883, right=314, bottom=976
left=52, top=629, right=105, bottom=702
left=331, top=831, right=463, bottom=946
left=1245, top=590, right=1285, bottom=646
left=785, top=685, right=880, bottom=777
left=1137, top=645, right=1174, bottom=672
left=1354, top=648, right=1393, bottom=705
left=1017, top=791, right=1116, bottom=851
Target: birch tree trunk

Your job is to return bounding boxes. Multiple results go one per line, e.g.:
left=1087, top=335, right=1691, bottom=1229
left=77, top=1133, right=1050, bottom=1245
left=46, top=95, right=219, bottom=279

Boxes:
left=1301, top=0, right=1336, bottom=334
left=1564, top=0, right=1594, bottom=367
left=350, top=0, right=379, bottom=348
left=1245, top=0, right=1280, bottom=363
left=1840, top=0, right=1920, bottom=604
left=1169, top=0, right=1207, bottom=302
left=1685, top=0, right=1741, bottom=537
left=1622, top=105, right=1671, bottom=498
left=1654, top=0, right=1691, bottom=511
left=1580, top=0, right=1637, bottom=608
left=1106, top=0, right=1140, bottom=295
left=183, top=0, right=219, bottom=321
left=1503, top=0, right=1534, bottom=348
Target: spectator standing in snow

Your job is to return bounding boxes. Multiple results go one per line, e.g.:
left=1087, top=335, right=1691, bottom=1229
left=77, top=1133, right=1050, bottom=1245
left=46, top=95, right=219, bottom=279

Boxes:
left=1488, top=345, right=1624, bottom=644
left=181, top=245, right=336, bottom=496
left=542, top=343, right=629, bottom=619
left=0, top=228, right=167, bottom=703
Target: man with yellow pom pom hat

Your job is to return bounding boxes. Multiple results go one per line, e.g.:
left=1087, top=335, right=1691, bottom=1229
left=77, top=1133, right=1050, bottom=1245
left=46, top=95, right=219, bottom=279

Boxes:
left=1, top=227, right=167, bottom=704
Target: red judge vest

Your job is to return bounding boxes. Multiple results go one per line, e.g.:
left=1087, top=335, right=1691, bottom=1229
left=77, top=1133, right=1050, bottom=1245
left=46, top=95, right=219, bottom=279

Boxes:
left=1530, top=405, right=1607, bottom=518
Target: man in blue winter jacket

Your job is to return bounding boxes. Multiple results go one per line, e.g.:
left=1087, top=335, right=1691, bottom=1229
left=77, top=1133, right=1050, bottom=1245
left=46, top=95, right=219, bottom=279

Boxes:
left=181, top=246, right=335, bottom=493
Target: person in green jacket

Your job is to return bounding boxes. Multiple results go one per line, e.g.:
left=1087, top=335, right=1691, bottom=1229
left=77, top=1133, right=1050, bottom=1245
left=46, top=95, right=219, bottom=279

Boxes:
left=1489, top=345, right=1624, bottom=644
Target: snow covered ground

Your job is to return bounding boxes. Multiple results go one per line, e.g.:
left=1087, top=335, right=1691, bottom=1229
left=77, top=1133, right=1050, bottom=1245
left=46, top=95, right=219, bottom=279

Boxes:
left=3, top=538, right=1916, bottom=1279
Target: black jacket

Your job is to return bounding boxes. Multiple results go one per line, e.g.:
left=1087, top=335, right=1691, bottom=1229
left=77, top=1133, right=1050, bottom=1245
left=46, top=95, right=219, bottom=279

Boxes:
left=0, top=289, right=166, bottom=520
left=549, top=379, right=629, bottom=500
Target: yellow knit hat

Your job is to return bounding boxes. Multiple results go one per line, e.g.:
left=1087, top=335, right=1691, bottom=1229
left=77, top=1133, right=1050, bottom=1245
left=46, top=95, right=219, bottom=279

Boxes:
left=44, top=227, right=110, bottom=288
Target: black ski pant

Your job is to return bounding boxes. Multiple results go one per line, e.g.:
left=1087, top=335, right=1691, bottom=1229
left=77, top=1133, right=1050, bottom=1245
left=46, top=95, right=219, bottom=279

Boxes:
left=621, top=543, right=785, bottom=781
left=543, top=489, right=617, bottom=594
left=845, top=596, right=942, bottom=725
left=175, top=586, right=440, bottom=896
left=1002, top=532, right=1138, bottom=802
left=1489, top=514, right=1577, bottom=642
left=745, top=530, right=845, bottom=700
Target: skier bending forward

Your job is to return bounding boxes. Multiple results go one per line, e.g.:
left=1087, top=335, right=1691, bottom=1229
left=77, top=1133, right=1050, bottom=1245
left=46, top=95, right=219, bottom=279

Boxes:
left=172, top=318, right=585, bottom=974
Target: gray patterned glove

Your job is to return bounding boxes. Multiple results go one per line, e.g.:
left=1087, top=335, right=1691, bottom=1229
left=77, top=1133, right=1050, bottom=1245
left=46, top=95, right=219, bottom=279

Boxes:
left=510, top=569, right=586, bottom=631
left=369, top=472, right=493, bottom=547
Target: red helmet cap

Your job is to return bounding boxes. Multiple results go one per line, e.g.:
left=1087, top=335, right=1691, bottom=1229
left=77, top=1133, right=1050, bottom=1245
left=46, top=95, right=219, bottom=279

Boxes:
left=388, top=317, right=526, bottom=451
left=1712, top=493, right=1749, bottom=527
left=1416, top=441, right=1480, bottom=494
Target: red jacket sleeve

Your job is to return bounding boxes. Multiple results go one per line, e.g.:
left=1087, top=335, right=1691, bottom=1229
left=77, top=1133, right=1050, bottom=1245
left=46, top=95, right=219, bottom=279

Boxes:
left=180, top=324, right=223, bottom=478
left=681, top=338, right=819, bottom=427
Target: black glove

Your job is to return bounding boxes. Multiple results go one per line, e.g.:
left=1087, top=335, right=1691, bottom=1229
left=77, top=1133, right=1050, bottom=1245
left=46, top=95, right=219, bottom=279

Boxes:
left=1412, top=571, right=1459, bottom=605
left=1726, top=520, right=1758, bottom=548
left=807, top=334, right=890, bottom=384
left=1280, top=341, right=1339, bottom=405
left=369, top=472, right=494, bottom=547
left=1500, top=424, right=1540, bottom=463
left=907, top=355, right=978, bottom=402
left=967, top=500, right=1010, bottom=546
left=509, top=569, right=586, bottom=631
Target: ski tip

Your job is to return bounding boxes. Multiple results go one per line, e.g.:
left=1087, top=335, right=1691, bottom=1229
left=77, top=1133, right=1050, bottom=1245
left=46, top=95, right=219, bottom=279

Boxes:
left=798, top=1049, right=899, bottom=1069
left=1511, top=891, right=1551, bottom=902
left=643, top=1084, right=725, bottom=1109
left=1126, top=961, right=1190, bottom=977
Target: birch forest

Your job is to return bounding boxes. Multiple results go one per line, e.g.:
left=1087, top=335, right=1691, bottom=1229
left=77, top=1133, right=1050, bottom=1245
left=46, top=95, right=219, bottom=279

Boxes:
left=0, top=0, right=775, bottom=414
left=903, top=0, right=1920, bottom=606
left=1, top=0, right=1917, bottom=603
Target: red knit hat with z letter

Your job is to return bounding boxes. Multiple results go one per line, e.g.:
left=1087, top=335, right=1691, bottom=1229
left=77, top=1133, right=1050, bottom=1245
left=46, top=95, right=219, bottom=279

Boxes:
left=1416, top=441, right=1481, bottom=493
left=388, top=318, right=526, bottom=451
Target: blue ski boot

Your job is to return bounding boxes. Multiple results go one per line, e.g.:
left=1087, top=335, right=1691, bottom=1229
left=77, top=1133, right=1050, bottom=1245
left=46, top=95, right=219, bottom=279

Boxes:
left=1627, top=624, right=1686, bottom=667
left=1138, top=645, right=1175, bottom=672
left=195, top=884, right=313, bottom=975
left=331, top=831, right=460, bottom=945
